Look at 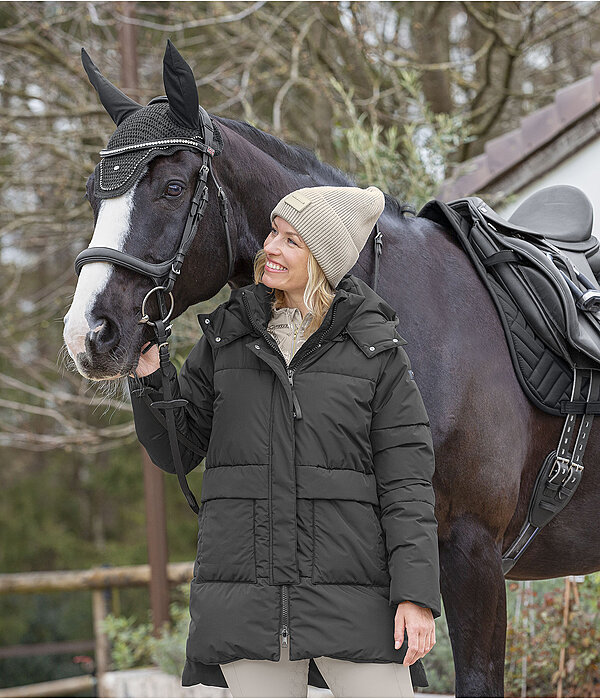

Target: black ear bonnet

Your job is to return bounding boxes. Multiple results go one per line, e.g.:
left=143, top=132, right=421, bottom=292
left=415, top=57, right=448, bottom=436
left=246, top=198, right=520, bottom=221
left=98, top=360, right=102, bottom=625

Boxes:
left=82, top=41, right=223, bottom=199
left=93, top=99, right=224, bottom=198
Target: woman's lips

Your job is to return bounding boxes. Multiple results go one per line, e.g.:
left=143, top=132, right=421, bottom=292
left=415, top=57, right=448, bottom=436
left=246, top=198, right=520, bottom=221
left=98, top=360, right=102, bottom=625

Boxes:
left=265, top=261, right=288, bottom=272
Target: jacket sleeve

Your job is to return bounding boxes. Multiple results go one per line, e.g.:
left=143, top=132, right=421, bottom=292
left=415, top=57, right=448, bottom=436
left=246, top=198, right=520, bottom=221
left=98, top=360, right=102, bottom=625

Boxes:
left=126, top=335, right=215, bottom=475
left=370, top=345, right=441, bottom=618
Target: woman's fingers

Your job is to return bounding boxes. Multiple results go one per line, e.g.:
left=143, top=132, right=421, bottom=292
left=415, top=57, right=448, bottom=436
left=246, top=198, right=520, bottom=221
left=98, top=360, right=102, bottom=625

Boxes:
left=395, top=603, right=436, bottom=666
left=402, top=628, right=422, bottom=666
left=402, top=624, right=436, bottom=665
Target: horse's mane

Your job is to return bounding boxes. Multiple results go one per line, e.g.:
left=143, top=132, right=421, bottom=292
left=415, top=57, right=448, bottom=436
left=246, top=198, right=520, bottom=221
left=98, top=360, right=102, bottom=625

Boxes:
left=212, top=115, right=413, bottom=218
left=213, top=116, right=353, bottom=184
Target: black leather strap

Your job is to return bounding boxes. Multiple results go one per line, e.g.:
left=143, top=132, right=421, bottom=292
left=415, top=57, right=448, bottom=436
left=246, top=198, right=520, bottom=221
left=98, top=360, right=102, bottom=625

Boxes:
left=482, top=250, right=521, bottom=267
left=155, top=318, right=200, bottom=513
left=502, top=367, right=600, bottom=574
left=372, top=223, right=383, bottom=293
left=130, top=382, right=206, bottom=456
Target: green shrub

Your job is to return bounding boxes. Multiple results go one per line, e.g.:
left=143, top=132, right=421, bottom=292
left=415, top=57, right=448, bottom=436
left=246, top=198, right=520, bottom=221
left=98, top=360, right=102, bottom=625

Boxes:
left=101, top=584, right=189, bottom=676
left=505, top=575, right=600, bottom=697
left=328, top=70, right=473, bottom=211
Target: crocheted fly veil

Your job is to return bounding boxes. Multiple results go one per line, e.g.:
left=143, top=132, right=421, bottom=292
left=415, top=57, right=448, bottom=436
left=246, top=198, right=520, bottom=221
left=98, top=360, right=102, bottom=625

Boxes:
left=82, top=39, right=223, bottom=199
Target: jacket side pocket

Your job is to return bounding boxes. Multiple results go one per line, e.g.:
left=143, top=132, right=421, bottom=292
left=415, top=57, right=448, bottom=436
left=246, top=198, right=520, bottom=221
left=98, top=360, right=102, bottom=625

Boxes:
left=197, top=497, right=257, bottom=583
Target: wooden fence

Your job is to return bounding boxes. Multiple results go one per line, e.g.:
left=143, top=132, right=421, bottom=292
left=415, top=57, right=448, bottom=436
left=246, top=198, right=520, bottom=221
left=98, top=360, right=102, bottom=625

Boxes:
left=0, top=562, right=193, bottom=697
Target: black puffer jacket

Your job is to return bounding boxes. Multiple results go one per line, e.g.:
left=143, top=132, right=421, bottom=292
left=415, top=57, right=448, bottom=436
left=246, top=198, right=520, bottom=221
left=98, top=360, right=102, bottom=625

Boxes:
left=128, top=273, right=441, bottom=691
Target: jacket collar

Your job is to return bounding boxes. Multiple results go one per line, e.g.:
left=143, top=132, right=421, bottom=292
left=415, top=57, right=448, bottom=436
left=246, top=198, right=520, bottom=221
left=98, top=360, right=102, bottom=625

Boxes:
left=197, top=274, right=407, bottom=356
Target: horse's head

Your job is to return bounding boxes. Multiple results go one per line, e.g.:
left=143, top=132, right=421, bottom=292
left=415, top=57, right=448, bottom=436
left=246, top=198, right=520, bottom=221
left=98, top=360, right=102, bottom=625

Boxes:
left=63, top=41, right=233, bottom=381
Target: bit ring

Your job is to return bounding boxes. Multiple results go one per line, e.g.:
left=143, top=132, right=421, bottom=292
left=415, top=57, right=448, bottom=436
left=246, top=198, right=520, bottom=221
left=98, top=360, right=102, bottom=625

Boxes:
left=139, top=286, right=174, bottom=327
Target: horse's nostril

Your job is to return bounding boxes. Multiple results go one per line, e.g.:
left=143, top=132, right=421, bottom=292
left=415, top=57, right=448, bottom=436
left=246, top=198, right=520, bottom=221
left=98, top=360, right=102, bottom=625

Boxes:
left=86, top=317, right=121, bottom=355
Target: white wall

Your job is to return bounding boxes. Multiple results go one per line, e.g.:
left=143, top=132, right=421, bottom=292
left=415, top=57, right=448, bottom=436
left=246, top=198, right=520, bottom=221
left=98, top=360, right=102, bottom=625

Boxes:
left=495, top=136, right=600, bottom=236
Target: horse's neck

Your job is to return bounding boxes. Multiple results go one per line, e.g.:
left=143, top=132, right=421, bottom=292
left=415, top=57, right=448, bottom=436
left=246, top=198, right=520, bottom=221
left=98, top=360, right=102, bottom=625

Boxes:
left=217, top=120, right=353, bottom=249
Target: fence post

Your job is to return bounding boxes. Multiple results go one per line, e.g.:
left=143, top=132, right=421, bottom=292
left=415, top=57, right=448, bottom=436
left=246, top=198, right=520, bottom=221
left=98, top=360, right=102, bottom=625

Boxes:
left=92, top=588, right=110, bottom=697
left=556, top=576, right=572, bottom=698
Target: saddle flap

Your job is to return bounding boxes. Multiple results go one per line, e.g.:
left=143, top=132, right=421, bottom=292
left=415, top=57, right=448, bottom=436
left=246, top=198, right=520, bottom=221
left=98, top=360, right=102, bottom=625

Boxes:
left=418, top=196, right=600, bottom=417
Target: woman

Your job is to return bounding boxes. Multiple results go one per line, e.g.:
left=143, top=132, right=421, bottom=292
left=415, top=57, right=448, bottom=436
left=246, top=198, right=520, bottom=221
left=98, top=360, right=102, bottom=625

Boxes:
left=128, top=185, right=441, bottom=698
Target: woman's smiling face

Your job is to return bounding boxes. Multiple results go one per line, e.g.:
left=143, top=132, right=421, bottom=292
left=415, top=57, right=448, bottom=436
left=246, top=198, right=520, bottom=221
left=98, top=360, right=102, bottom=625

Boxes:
left=262, top=216, right=310, bottom=293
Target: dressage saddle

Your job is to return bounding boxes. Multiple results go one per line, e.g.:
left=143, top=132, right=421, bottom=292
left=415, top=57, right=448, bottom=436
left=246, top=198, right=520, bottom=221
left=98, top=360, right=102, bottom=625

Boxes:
left=418, top=184, right=600, bottom=574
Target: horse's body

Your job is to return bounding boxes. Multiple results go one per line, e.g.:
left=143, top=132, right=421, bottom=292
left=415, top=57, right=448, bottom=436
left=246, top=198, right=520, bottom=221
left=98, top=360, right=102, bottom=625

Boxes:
left=63, top=50, right=600, bottom=697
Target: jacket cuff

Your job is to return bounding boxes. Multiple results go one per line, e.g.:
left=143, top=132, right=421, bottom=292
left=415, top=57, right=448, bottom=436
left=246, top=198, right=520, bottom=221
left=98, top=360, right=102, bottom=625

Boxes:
left=128, top=367, right=163, bottom=392
left=390, top=596, right=441, bottom=619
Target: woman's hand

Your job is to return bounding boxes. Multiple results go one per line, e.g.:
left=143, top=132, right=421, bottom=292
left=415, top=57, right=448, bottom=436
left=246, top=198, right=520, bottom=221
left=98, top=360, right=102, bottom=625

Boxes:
left=394, top=601, right=435, bottom=665
left=128, top=342, right=160, bottom=378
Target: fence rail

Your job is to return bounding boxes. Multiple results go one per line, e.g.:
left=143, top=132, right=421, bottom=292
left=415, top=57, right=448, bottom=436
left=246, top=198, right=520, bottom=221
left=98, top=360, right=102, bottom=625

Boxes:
left=0, top=562, right=194, bottom=697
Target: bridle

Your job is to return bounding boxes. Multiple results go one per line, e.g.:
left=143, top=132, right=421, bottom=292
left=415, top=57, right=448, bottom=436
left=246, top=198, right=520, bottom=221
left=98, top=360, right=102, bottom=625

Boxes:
left=72, top=106, right=386, bottom=514
left=74, top=104, right=233, bottom=339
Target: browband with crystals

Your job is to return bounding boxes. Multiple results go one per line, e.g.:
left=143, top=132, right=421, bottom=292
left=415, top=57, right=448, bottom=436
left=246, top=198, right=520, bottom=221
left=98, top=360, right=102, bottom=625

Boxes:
left=99, top=138, right=214, bottom=158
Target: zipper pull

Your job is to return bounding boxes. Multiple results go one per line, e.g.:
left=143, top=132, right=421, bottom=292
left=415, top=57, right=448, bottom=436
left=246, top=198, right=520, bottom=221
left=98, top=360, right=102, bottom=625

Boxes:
left=281, top=624, right=289, bottom=647
left=292, top=391, right=302, bottom=420
left=287, top=369, right=302, bottom=419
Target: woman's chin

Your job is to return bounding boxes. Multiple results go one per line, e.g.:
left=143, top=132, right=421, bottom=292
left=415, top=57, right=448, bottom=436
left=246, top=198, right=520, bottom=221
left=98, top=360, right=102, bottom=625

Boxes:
left=262, top=271, right=288, bottom=290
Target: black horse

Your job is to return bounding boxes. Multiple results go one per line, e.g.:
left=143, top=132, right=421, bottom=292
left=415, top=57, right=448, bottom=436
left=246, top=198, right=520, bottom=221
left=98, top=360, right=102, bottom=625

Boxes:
left=63, top=43, right=600, bottom=697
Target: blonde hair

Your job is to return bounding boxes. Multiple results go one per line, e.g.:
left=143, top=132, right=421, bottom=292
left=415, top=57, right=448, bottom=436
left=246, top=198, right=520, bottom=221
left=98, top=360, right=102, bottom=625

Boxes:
left=253, top=246, right=336, bottom=338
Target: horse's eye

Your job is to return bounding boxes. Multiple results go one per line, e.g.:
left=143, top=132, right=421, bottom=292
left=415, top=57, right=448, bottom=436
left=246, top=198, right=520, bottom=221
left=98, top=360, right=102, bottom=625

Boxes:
left=165, top=183, right=183, bottom=197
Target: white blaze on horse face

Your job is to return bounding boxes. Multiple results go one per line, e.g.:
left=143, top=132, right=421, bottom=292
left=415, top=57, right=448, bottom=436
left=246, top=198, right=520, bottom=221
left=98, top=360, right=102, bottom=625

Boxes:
left=63, top=187, right=136, bottom=359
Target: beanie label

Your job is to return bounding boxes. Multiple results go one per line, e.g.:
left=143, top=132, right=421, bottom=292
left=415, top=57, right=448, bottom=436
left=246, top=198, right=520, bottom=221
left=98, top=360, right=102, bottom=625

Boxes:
left=284, top=192, right=311, bottom=212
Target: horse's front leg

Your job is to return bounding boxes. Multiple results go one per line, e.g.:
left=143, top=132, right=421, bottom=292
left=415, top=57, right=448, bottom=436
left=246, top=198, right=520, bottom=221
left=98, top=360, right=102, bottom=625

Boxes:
left=439, top=514, right=507, bottom=697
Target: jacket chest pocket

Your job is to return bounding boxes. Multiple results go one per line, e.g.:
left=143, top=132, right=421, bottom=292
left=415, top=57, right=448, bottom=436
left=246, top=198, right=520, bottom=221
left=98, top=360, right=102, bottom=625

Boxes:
left=195, top=498, right=257, bottom=583
left=311, top=499, right=390, bottom=587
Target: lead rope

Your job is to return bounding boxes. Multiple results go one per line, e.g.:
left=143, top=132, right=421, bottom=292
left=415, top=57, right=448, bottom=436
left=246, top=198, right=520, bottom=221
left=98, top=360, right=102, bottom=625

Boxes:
left=153, top=317, right=200, bottom=513
left=133, top=136, right=231, bottom=514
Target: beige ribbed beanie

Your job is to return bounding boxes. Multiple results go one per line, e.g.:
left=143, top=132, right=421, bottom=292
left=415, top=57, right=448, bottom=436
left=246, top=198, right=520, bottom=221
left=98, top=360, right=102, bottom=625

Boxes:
left=270, top=185, right=385, bottom=288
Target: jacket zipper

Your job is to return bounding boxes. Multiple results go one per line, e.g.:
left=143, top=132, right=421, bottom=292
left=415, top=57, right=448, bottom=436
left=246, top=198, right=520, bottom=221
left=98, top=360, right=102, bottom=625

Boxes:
left=285, top=298, right=339, bottom=372
left=281, top=584, right=289, bottom=647
left=287, top=368, right=303, bottom=420
left=242, top=292, right=340, bottom=421
left=242, top=292, right=288, bottom=367
left=241, top=291, right=340, bottom=656
left=285, top=301, right=340, bottom=419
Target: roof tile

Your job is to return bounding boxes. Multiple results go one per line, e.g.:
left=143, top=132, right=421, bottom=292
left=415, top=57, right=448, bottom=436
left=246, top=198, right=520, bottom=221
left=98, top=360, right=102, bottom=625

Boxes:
left=485, top=130, right=525, bottom=174
left=555, top=76, right=594, bottom=125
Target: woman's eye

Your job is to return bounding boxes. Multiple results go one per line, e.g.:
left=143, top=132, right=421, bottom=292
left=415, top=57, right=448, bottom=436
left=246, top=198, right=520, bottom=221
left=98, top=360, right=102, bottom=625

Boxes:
left=266, top=229, right=297, bottom=246
left=165, top=183, right=183, bottom=197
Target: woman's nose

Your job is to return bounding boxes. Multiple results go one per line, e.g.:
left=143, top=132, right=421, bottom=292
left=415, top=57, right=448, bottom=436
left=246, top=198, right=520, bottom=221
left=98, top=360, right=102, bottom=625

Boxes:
left=264, top=237, right=280, bottom=254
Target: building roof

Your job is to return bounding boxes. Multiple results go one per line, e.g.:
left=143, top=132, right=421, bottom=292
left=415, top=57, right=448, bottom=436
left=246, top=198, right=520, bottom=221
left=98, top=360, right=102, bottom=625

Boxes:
left=438, top=61, right=600, bottom=202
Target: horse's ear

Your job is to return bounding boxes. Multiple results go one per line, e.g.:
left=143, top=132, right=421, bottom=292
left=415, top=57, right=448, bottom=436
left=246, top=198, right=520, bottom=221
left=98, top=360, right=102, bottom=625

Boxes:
left=81, top=48, right=141, bottom=126
left=162, top=39, right=199, bottom=130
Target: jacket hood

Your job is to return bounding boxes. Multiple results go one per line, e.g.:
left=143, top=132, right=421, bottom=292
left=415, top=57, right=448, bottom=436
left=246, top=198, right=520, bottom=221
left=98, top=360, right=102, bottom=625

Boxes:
left=197, top=273, right=407, bottom=358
